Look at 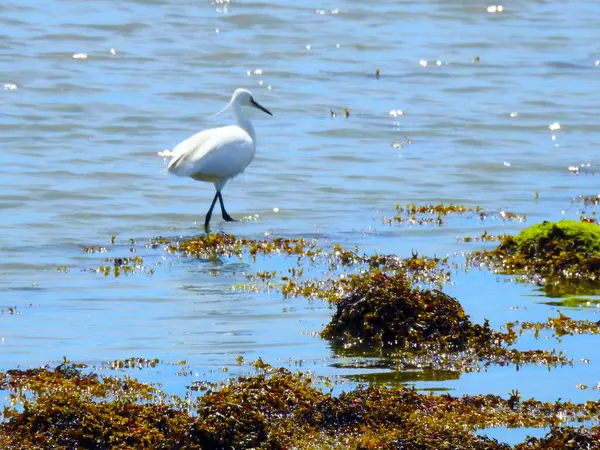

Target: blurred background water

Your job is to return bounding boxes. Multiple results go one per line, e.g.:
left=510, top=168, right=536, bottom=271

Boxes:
left=2, top=0, right=600, bottom=442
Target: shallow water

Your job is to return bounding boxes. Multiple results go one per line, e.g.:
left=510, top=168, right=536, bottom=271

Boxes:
left=2, top=0, right=600, bottom=444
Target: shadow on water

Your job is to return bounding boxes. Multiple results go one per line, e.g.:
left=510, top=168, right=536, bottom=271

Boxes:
left=334, top=365, right=460, bottom=385
left=531, top=280, right=600, bottom=309
left=328, top=344, right=462, bottom=385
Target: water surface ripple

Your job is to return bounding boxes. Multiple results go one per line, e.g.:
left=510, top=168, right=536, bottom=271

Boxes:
left=2, top=1, right=600, bottom=442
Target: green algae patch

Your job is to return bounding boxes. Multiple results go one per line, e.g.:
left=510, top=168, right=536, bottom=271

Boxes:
left=468, top=220, right=600, bottom=283
left=513, top=220, right=600, bottom=258
left=3, top=361, right=600, bottom=449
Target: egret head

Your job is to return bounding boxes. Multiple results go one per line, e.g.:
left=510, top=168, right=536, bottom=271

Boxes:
left=230, top=88, right=273, bottom=116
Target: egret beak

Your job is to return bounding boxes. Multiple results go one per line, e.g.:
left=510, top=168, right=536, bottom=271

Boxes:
left=250, top=98, right=273, bottom=116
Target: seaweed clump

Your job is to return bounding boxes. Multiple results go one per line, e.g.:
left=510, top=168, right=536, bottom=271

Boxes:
left=318, top=270, right=572, bottom=370
left=321, top=270, right=495, bottom=351
left=0, top=363, right=194, bottom=450
left=191, top=364, right=335, bottom=449
left=469, top=220, right=600, bottom=282
left=3, top=362, right=600, bottom=449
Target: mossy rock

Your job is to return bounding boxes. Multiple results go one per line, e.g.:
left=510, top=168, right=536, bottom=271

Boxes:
left=472, top=220, right=600, bottom=282
left=512, top=220, right=600, bottom=258
left=321, top=271, right=478, bottom=351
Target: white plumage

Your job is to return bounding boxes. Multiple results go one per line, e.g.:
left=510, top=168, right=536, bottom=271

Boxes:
left=167, top=88, right=272, bottom=228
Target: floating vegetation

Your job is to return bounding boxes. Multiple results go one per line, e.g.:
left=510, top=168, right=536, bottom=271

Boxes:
left=460, top=231, right=510, bottom=243
left=388, top=203, right=525, bottom=226
left=399, top=204, right=477, bottom=216
left=75, top=231, right=589, bottom=373
left=468, top=220, right=600, bottom=283
left=1, top=306, right=18, bottom=316
left=70, top=229, right=600, bottom=375
left=154, top=233, right=325, bottom=261
left=104, top=357, right=161, bottom=370
left=282, top=251, right=452, bottom=296
left=153, top=234, right=452, bottom=288
left=2, top=360, right=600, bottom=449
left=328, top=108, right=350, bottom=118
left=94, top=255, right=152, bottom=277
left=576, top=193, right=600, bottom=206
left=389, top=346, right=570, bottom=374
left=54, top=224, right=600, bottom=437
left=507, top=312, right=600, bottom=340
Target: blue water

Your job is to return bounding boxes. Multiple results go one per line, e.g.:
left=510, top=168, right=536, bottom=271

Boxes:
left=2, top=0, right=600, bottom=443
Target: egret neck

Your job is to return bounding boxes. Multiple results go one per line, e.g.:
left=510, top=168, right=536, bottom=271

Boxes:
left=232, top=101, right=256, bottom=145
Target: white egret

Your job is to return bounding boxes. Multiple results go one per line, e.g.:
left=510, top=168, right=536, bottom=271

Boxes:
left=167, top=88, right=273, bottom=228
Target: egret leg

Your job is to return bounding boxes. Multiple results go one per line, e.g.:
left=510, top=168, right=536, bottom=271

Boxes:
left=218, top=191, right=236, bottom=222
left=204, top=191, right=220, bottom=229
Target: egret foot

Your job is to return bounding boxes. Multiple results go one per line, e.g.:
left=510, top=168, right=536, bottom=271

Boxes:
left=218, top=192, right=236, bottom=223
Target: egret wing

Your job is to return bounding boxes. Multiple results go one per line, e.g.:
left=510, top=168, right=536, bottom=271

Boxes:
left=168, top=126, right=254, bottom=180
left=167, top=129, right=215, bottom=175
